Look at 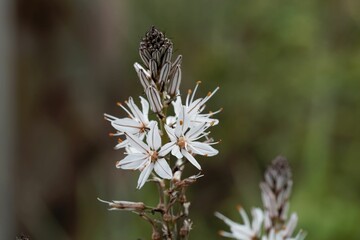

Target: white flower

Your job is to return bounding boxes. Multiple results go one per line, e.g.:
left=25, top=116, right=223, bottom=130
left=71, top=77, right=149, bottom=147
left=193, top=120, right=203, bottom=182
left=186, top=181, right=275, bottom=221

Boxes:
left=163, top=106, right=218, bottom=170
left=117, top=122, right=173, bottom=189
left=215, top=207, right=264, bottom=240
left=104, top=96, right=153, bottom=149
left=169, top=81, right=221, bottom=127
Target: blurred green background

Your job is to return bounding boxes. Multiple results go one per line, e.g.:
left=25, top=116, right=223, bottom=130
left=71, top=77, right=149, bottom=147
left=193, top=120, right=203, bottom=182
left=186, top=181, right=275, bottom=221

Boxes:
left=2, top=0, right=360, bottom=239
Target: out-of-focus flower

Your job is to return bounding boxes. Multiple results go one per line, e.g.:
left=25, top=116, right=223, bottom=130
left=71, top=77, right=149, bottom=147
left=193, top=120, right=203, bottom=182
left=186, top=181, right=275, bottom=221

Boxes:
left=260, top=156, right=293, bottom=230
left=163, top=106, right=218, bottom=170
left=117, top=122, right=173, bottom=189
left=215, top=207, right=263, bottom=240
left=215, top=157, right=306, bottom=240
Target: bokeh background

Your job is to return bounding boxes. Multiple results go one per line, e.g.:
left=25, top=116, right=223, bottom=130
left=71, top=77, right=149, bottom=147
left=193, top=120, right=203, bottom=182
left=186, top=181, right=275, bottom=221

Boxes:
left=1, top=0, right=360, bottom=239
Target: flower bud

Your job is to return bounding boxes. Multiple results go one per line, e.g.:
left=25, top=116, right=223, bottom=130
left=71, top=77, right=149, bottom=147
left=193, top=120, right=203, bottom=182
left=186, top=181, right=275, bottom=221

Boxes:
left=146, top=86, right=163, bottom=113
left=167, top=65, right=181, bottom=96
left=97, top=198, right=146, bottom=211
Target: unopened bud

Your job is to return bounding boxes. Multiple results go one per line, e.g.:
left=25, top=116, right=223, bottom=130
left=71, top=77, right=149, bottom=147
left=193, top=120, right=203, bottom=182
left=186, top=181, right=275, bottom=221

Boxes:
left=167, top=65, right=181, bottom=96
left=134, top=63, right=152, bottom=91
left=146, top=86, right=163, bottom=113
left=158, top=62, right=170, bottom=85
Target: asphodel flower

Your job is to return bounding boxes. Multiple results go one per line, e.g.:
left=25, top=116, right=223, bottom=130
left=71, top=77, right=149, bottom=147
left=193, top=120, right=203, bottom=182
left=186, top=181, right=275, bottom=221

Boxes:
left=117, top=122, right=173, bottom=189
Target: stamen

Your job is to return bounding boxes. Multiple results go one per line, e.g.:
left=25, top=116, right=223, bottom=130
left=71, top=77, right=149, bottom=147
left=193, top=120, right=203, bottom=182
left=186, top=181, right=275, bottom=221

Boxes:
left=118, top=101, right=135, bottom=119
left=190, top=81, right=201, bottom=104
left=179, top=120, right=183, bottom=126
left=186, top=89, right=192, bottom=106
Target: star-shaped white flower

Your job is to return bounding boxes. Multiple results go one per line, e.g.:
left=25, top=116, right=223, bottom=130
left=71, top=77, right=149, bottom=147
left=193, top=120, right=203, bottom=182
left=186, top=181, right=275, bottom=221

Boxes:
left=168, top=82, right=221, bottom=127
left=163, top=106, right=218, bottom=170
left=117, top=122, right=173, bottom=189
left=105, top=96, right=153, bottom=149
left=215, top=206, right=264, bottom=240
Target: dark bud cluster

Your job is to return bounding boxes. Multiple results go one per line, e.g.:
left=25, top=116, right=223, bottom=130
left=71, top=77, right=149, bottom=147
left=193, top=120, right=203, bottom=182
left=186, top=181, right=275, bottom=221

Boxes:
left=135, top=26, right=183, bottom=114
left=140, top=26, right=172, bottom=55
left=260, top=156, right=293, bottom=230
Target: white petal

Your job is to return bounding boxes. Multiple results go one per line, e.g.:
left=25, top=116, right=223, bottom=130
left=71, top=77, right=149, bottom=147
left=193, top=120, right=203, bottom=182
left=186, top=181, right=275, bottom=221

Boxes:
left=125, top=132, right=149, bottom=154
left=137, top=163, right=154, bottom=189
left=172, top=145, right=183, bottom=159
left=214, top=212, right=239, bottom=228
left=175, top=106, right=190, bottom=137
left=117, top=154, right=147, bottom=169
left=284, top=213, right=298, bottom=237
left=187, top=98, right=202, bottom=114
left=186, top=123, right=208, bottom=140
left=139, top=96, right=149, bottom=122
left=182, top=150, right=201, bottom=170
left=159, top=142, right=176, bottom=157
left=147, top=121, right=161, bottom=150
left=111, top=118, right=141, bottom=134
left=114, top=139, right=129, bottom=149
left=165, top=124, right=177, bottom=142
left=188, top=141, right=218, bottom=156
left=154, top=158, right=173, bottom=179
left=127, top=97, right=146, bottom=123
left=173, top=96, right=182, bottom=116
left=238, top=207, right=251, bottom=228
left=251, top=208, right=264, bottom=234
left=166, top=116, right=177, bottom=127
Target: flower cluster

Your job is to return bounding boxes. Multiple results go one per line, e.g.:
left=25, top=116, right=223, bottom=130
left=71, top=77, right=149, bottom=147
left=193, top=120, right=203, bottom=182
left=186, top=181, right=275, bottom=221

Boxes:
left=105, top=82, right=219, bottom=189
left=215, top=156, right=306, bottom=240
left=104, top=27, right=220, bottom=189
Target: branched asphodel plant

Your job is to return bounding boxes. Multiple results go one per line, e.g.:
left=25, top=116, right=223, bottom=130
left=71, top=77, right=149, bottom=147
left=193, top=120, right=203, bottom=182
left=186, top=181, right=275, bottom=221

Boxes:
left=215, top=156, right=307, bottom=240
left=99, top=26, right=221, bottom=240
